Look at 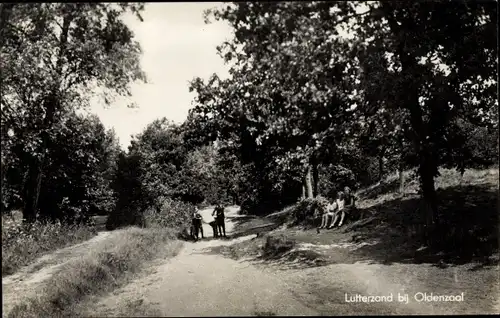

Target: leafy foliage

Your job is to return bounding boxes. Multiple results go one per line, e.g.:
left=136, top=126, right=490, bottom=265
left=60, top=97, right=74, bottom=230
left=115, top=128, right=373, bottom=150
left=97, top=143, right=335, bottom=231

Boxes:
left=39, top=112, right=120, bottom=223
left=289, top=197, right=329, bottom=227
left=2, top=110, right=120, bottom=223
left=186, top=1, right=497, bottom=246
left=107, top=119, right=202, bottom=230
left=1, top=3, right=146, bottom=222
left=1, top=2, right=497, bottom=255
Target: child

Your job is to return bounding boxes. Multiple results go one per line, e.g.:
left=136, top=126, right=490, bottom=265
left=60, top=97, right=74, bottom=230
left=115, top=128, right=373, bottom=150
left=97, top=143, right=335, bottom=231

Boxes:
left=191, top=209, right=204, bottom=240
left=319, top=195, right=338, bottom=229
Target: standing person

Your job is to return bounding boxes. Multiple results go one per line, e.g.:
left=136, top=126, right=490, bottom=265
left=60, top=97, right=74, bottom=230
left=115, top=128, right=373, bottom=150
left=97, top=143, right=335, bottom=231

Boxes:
left=205, top=208, right=218, bottom=238
left=208, top=219, right=218, bottom=238
left=212, top=203, right=226, bottom=238
left=191, top=208, right=204, bottom=240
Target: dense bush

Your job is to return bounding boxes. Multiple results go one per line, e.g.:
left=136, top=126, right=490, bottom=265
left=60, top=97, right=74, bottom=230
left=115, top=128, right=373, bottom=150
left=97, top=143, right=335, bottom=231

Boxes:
left=317, top=165, right=358, bottom=198
left=289, top=196, right=329, bottom=227
left=106, top=152, right=146, bottom=230
left=143, top=197, right=195, bottom=230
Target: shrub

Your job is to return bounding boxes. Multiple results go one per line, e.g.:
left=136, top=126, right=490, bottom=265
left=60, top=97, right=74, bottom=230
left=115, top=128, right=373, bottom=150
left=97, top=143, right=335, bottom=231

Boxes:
left=262, top=234, right=296, bottom=258
left=143, top=197, right=194, bottom=230
left=318, top=165, right=358, bottom=197
left=289, top=196, right=329, bottom=226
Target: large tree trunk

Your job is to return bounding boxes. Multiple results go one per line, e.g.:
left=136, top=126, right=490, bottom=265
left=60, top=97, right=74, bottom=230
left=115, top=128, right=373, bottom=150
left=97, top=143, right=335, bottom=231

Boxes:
left=22, top=158, right=44, bottom=223
left=397, top=137, right=405, bottom=193
left=384, top=6, right=439, bottom=246
left=22, top=100, right=56, bottom=223
left=304, top=164, right=314, bottom=199
left=312, top=161, right=319, bottom=197
left=418, top=149, right=439, bottom=244
left=22, top=15, right=72, bottom=223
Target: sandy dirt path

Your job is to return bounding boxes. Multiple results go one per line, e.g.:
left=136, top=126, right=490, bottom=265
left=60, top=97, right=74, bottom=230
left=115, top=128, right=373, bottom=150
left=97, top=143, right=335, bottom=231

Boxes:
left=88, top=207, right=318, bottom=316
left=88, top=207, right=498, bottom=316
left=8, top=207, right=494, bottom=316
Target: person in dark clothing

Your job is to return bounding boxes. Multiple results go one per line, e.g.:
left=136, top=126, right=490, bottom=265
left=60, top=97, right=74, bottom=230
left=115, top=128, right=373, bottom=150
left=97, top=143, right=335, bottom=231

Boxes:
left=191, top=209, right=204, bottom=240
left=208, top=220, right=218, bottom=238
left=212, top=204, right=226, bottom=238
left=343, top=186, right=358, bottom=222
left=344, top=186, right=356, bottom=207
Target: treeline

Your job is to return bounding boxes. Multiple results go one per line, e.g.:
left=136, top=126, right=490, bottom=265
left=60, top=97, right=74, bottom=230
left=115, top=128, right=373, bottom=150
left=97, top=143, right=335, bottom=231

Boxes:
left=1, top=2, right=498, bottom=246
left=1, top=3, right=251, bottom=231
left=1, top=110, right=120, bottom=222
left=1, top=3, right=145, bottom=224
left=106, top=118, right=239, bottom=229
left=186, top=1, right=498, bottom=245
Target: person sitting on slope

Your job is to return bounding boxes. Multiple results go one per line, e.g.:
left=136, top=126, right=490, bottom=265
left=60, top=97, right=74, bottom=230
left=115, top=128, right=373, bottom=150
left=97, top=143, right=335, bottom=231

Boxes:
left=329, top=191, right=346, bottom=228
left=319, top=197, right=338, bottom=229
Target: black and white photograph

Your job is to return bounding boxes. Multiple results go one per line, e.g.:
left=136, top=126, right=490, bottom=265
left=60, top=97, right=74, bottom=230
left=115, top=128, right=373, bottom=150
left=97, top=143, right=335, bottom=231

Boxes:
left=1, top=1, right=498, bottom=316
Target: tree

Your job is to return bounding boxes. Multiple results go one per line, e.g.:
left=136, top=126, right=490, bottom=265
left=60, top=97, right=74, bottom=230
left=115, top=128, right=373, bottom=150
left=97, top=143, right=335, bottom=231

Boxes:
left=344, top=1, right=497, bottom=243
left=128, top=118, right=190, bottom=205
left=1, top=106, right=121, bottom=222
left=191, top=2, right=497, bottom=240
left=108, top=151, right=146, bottom=229
left=0, top=3, right=146, bottom=222
left=192, top=2, right=362, bottom=201
left=38, top=112, right=120, bottom=222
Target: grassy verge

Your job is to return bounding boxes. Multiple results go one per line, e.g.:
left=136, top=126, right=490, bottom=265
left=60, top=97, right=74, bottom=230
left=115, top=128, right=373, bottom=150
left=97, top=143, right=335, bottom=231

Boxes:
left=2, top=212, right=97, bottom=277
left=6, top=227, right=183, bottom=318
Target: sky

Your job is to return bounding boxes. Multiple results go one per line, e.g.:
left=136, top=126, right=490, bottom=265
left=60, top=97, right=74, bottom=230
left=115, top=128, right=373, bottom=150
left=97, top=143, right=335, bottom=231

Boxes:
left=88, top=3, right=233, bottom=150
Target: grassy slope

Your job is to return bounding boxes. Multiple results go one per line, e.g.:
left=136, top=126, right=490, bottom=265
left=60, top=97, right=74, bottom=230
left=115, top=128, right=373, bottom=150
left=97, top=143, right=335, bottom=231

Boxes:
left=5, top=227, right=183, bottom=318
left=215, top=167, right=499, bottom=314
left=2, top=211, right=97, bottom=277
left=265, top=167, right=499, bottom=266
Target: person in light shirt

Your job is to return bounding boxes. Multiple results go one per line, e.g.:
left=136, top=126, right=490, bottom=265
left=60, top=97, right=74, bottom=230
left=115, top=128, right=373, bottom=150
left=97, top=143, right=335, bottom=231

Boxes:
left=319, top=192, right=342, bottom=229
left=328, top=191, right=346, bottom=228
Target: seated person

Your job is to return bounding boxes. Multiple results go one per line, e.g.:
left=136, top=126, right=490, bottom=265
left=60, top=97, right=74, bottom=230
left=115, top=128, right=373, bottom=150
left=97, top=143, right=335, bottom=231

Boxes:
left=343, top=186, right=359, bottom=220
left=344, top=186, right=357, bottom=208
left=329, top=191, right=346, bottom=228
left=319, top=196, right=338, bottom=229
